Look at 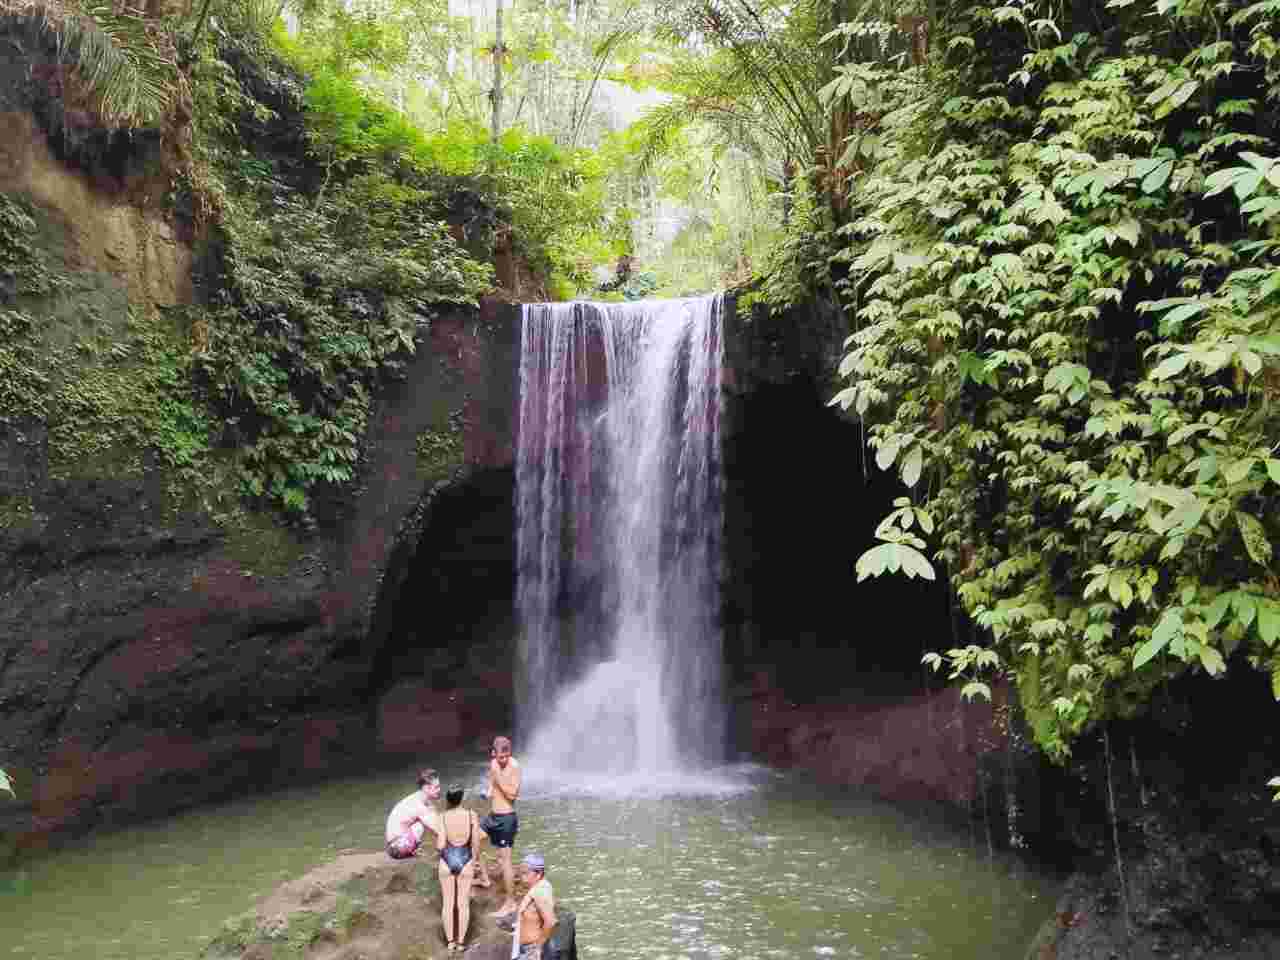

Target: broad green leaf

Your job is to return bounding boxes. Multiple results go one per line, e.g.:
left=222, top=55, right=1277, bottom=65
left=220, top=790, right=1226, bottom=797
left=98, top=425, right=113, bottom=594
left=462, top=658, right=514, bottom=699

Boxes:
left=876, top=436, right=903, bottom=471
left=1159, top=301, right=1210, bottom=329
left=1108, top=573, right=1134, bottom=608
left=856, top=542, right=935, bottom=582
left=991, top=252, right=1025, bottom=273
left=1163, top=498, right=1206, bottom=535
left=1198, top=645, right=1227, bottom=675
left=1133, top=632, right=1169, bottom=669
left=1235, top=593, right=1259, bottom=631
left=1141, top=159, right=1174, bottom=193
left=899, top=544, right=937, bottom=580
left=1240, top=152, right=1275, bottom=174
left=1266, top=460, right=1280, bottom=486
left=1224, top=458, right=1258, bottom=484
left=1114, top=219, right=1141, bottom=247
left=1235, top=169, right=1265, bottom=201
left=902, top=445, right=923, bottom=488
left=961, top=680, right=992, bottom=702
left=1145, top=79, right=1180, bottom=105
left=1131, top=156, right=1165, bottom=179
left=1164, top=80, right=1199, bottom=114
left=1205, top=168, right=1240, bottom=197
left=829, top=387, right=856, bottom=410
left=856, top=542, right=896, bottom=581
left=1205, top=592, right=1233, bottom=629
left=1236, top=512, right=1273, bottom=566
left=916, top=509, right=935, bottom=534
left=1149, top=608, right=1182, bottom=658
left=0, top=769, right=10, bottom=797
left=1151, top=352, right=1192, bottom=380
left=1257, top=601, right=1280, bottom=647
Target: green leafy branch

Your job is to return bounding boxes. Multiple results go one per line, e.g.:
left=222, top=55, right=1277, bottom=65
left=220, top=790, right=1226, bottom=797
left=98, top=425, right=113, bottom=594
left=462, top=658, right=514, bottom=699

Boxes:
left=855, top=495, right=937, bottom=583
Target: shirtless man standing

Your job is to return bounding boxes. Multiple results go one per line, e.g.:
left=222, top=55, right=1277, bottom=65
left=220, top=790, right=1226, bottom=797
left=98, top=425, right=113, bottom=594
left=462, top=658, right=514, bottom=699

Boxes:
left=513, top=853, right=556, bottom=960
left=482, top=735, right=521, bottom=915
left=385, top=768, right=442, bottom=858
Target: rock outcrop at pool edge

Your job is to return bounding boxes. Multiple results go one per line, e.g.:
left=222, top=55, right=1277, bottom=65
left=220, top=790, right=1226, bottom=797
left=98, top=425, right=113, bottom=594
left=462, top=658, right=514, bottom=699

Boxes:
left=202, top=849, right=577, bottom=960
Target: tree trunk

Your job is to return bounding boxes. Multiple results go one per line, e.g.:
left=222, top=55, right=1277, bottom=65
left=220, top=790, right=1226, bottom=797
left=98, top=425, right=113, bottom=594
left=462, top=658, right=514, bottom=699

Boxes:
left=491, top=1, right=505, bottom=141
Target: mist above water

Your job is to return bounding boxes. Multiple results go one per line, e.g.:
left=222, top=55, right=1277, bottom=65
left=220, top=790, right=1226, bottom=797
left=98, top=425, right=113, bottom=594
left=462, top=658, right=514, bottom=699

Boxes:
left=515, top=296, right=726, bottom=787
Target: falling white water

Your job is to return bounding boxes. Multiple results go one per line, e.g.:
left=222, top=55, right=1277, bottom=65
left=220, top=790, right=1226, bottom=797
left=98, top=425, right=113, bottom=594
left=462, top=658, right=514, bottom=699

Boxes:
left=515, top=296, right=725, bottom=782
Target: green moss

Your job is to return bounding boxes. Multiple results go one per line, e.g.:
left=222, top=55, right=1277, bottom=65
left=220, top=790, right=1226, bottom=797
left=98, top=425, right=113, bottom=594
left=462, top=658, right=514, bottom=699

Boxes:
left=201, top=911, right=262, bottom=959
left=30, top=303, right=216, bottom=494
left=0, top=493, right=35, bottom=530
left=415, top=408, right=464, bottom=486
left=198, top=895, right=376, bottom=960
left=221, top=509, right=309, bottom=578
left=1, top=191, right=217, bottom=499
left=279, top=909, right=328, bottom=954
left=257, top=894, right=371, bottom=957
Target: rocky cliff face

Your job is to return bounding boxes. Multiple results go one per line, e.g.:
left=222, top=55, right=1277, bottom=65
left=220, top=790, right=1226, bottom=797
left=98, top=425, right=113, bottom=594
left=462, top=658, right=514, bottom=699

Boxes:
left=0, top=14, right=526, bottom=851
left=0, top=289, right=520, bottom=851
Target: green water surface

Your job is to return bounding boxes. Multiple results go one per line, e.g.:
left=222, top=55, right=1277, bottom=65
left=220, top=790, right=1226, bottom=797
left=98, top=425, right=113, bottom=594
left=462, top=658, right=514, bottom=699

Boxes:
left=0, top=760, right=1056, bottom=959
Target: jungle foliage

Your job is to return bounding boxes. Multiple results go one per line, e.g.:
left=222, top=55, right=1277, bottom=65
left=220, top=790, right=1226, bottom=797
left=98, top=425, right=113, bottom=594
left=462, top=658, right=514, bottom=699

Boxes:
left=184, top=21, right=496, bottom=515
left=784, top=0, right=1280, bottom=759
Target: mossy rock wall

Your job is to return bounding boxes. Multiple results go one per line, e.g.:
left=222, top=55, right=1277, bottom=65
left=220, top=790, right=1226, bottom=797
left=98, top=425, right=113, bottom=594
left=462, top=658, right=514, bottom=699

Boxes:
left=0, top=291, right=520, bottom=853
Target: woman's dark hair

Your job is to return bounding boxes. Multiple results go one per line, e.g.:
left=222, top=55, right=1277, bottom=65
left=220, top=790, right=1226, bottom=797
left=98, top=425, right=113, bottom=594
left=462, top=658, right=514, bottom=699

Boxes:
left=446, top=786, right=464, bottom=807
left=417, top=768, right=439, bottom=789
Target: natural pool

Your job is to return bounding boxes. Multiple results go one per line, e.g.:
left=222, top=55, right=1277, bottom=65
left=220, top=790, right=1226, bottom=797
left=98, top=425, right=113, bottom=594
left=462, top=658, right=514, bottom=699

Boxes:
left=0, top=759, right=1056, bottom=959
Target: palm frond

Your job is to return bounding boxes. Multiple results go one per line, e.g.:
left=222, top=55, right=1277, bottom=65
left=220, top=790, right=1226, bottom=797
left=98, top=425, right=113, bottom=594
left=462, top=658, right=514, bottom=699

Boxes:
left=4, top=1, right=178, bottom=126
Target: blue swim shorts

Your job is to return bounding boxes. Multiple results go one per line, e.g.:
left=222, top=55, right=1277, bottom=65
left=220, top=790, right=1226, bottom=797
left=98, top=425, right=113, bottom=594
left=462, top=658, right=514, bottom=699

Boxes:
left=481, top=811, right=519, bottom=848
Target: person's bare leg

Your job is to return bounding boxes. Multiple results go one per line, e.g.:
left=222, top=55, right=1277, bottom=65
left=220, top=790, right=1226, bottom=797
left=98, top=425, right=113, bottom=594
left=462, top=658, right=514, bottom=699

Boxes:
left=456, top=861, right=474, bottom=945
left=491, top=846, right=517, bottom=915
left=473, top=854, right=492, bottom=890
left=439, top=861, right=457, bottom=947
left=474, top=834, right=492, bottom=888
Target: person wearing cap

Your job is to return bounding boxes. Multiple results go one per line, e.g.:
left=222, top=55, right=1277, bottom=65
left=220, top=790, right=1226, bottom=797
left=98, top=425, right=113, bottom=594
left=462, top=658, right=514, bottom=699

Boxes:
left=513, top=853, right=556, bottom=960
left=385, top=768, right=442, bottom=859
left=482, top=735, right=522, bottom=916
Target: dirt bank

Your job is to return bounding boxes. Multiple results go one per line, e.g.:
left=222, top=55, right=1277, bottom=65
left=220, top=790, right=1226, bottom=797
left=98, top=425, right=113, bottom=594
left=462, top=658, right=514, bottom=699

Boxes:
left=202, top=845, right=577, bottom=960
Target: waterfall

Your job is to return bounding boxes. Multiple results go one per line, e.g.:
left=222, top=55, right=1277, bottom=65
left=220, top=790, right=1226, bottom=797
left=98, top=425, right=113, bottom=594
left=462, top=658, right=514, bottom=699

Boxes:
left=515, top=295, right=725, bottom=779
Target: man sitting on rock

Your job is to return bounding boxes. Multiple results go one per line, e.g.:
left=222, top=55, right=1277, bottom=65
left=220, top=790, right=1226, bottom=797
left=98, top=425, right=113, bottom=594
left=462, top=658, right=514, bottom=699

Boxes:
left=385, top=768, right=442, bottom=859
left=513, top=853, right=556, bottom=960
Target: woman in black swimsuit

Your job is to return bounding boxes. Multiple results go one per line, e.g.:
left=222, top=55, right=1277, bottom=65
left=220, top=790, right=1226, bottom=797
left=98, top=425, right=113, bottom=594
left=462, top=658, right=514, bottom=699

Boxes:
left=436, top=786, right=481, bottom=952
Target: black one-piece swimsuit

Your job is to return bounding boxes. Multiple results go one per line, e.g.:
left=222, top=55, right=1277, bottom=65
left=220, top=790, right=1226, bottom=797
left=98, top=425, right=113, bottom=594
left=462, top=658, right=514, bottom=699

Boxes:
left=441, top=813, right=473, bottom=876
